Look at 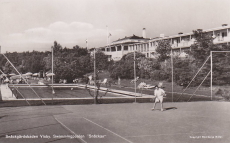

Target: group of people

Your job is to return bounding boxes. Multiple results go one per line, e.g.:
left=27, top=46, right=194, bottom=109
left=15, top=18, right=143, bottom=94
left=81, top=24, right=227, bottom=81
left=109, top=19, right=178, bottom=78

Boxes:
left=0, top=77, right=26, bottom=84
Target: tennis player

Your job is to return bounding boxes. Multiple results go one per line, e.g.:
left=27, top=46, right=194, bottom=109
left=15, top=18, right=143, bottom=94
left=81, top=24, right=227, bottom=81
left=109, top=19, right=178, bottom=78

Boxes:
left=152, top=85, right=166, bottom=112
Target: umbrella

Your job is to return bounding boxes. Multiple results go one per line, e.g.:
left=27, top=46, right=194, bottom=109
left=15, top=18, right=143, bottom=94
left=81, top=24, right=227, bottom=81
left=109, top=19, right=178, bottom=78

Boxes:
left=9, top=73, right=16, bottom=76
left=46, top=73, right=55, bottom=77
left=10, top=75, right=27, bottom=80
left=25, top=72, right=33, bottom=76
left=32, top=73, right=38, bottom=76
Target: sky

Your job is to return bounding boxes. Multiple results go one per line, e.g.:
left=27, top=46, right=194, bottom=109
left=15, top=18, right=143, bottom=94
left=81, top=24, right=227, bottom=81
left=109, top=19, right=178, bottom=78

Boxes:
left=0, top=0, right=230, bottom=53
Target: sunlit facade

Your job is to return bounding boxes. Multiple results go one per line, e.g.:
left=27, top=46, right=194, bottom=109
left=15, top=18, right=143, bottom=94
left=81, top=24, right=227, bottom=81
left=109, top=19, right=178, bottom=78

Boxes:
left=99, top=25, right=230, bottom=61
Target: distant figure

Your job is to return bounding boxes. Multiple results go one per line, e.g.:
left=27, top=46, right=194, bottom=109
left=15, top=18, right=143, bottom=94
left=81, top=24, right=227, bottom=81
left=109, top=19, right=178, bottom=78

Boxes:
left=73, top=78, right=78, bottom=83
left=88, top=75, right=93, bottom=81
left=88, top=75, right=95, bottom=85
left=130, top=76, right=139, bottom=83
left=118, top=77, right=121, bottom=87
left=101, top=78, right=108, bottom=85
left=180, top=82, right=189, bottom=89
left=152, top=85, right=166, bottom=112
left=137, top=82, right=147, bottom=96
left=215, top=88, right=230, bottom=100
left=59, top=79, right=63, bottom=83
left=4, top=78, right=9, bottom=84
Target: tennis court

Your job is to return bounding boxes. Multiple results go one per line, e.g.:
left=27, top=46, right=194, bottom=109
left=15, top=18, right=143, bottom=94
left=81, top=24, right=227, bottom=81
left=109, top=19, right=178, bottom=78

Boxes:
left=0, top=102, right=229, bottom=143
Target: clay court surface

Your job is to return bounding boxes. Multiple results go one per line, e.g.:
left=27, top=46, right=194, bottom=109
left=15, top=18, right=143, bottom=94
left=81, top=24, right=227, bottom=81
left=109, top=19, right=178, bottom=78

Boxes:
left=0, top=102, right=229, bottom=143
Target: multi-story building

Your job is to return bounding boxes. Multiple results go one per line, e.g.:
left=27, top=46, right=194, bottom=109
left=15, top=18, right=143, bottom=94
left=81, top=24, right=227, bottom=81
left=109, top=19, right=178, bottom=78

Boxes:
left=99, top=24, right=230, bottom=61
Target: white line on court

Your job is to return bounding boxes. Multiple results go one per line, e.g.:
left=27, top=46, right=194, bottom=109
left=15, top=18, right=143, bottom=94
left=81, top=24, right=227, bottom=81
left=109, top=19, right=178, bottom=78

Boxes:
left=83, top=117, right=133, bottom=143
left=53, top=116, right=87, bottom=143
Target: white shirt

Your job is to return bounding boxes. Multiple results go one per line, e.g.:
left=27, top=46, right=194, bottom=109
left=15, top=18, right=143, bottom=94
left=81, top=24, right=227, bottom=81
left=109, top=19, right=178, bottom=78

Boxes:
left=154, top=88, right=166, bottom=97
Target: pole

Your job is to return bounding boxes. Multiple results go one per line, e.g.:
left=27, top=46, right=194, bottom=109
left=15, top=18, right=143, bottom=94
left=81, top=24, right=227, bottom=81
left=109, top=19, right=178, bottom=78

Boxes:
left=210, top=51, right=213, bottom=101
left=52, top=47, right=54, bottom=104
left=134, top=51, right=137, bottom=103
left=106, top=25, right=108, bottom=46
left=94, top=48, right=96, bottom=104
left=171, top=48, right=174, bottom=102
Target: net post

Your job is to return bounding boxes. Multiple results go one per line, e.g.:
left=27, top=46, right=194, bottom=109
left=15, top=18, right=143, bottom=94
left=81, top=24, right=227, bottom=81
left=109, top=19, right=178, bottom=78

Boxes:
left=51, top=46, right=54, bottom=105
left=171, top=48, right=174, bottom=102
left=134, top=51, right=137, bottom=103
left=94, top=48, right=97, bottom=104
left=210, top=51, right=213, bottom=101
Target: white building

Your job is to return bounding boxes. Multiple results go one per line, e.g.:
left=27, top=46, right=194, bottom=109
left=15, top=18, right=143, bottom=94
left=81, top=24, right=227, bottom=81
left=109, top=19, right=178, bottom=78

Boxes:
left=99, top=24, right=230, bottom=61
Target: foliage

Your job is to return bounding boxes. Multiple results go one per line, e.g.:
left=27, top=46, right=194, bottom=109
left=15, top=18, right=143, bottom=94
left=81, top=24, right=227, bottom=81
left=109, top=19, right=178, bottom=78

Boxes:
left=211, top=50, right=230, bottom=85
left=0, top=41, right=110, bottom=83
left=95, top=50, right=111, bottom=70
left=189, top=29, right=215, bottom=66
left=138, top=58, right=160, bottom=79
left=155, top=39, right=171, bottom=62
left=109, top=52, right=145, bottom=79
left=173, top=57, right=195, bottom=86
left=188, top=29, right=230, bottom=86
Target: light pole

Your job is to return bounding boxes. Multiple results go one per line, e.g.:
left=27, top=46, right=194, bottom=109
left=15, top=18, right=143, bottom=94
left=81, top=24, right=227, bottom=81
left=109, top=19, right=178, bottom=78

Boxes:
left=134, top=51, right=137, bottom=103
left=171, top=48, right=174, bottom=102
left=51, top=47, right=55, bottom=104
left=86, top=39, right=88, bottom=49
left=94, top=48, right=97, bottom=104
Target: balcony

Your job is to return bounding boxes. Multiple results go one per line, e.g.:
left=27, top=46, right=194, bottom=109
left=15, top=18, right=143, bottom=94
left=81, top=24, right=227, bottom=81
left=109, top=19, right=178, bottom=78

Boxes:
left=213, top=36, right=230, bottom=44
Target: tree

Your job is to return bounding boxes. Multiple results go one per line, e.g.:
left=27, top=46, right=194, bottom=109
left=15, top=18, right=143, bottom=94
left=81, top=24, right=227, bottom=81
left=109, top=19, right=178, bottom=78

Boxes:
left=155, top=39, right=171, bottom=62
left=109, top=52, right=145, bottom=79
left=173, top=56, right=195, bottom=86
left=138, top=57, right=157, bottom=79
left=189, top=29, right=215, bottom=66
left=187, top=29, right=230, bottom=86
left=95, top=50, right=110, bottom=70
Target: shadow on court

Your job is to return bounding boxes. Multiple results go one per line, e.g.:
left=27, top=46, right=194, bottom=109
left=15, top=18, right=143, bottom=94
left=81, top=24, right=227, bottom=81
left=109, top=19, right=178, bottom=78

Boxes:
left=0, top=115, right=7, bottom=119
left=165, top=107, right=177, bottom=110
left=151, top=107, right=177, bottom=111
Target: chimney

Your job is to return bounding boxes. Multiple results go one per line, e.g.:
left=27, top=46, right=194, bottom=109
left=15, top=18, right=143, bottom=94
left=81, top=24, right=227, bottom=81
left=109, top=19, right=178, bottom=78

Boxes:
left=160, top=34, right=164, bottom=38
left=142, top=28, right=146, bottom=38
left=222, top=24, right=228, bottom=27
left=178, top=32, right=183, bottom=35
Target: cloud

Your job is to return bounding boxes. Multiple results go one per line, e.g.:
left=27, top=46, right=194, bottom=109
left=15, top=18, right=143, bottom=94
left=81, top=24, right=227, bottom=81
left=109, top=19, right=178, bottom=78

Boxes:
left=2, top=21, right=125, bottom=52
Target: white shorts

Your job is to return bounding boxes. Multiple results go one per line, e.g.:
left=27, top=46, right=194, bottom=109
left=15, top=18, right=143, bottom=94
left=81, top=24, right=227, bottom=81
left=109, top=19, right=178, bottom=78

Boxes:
left=155, top=96, right=163, bottom=103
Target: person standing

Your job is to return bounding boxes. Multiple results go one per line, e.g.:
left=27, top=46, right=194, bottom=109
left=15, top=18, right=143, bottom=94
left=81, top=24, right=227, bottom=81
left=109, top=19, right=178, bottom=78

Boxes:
left=152, top=85, right=166, bottom=112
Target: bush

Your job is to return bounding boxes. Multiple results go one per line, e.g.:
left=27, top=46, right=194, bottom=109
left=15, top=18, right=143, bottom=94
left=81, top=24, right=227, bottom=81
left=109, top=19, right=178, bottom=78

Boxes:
left=150, top=70, right=169, bottom=81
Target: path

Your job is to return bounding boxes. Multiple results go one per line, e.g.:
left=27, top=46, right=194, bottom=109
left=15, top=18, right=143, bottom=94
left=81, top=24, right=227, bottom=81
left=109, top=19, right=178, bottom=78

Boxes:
left=0, top=84, right=16, bottom=100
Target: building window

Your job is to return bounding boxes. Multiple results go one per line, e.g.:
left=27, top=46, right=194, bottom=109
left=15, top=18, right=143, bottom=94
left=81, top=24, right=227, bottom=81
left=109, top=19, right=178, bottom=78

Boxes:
left=222, top=32, right=227, bottom=37
left=124, top=46, right=128, bottom=51
left=111, top=47, right=116, bottom=52
left=102, top=48, right=105, bottom=51
left=117, top=46, right=121, bottom=51
left=106, top=48, right=110, bottom=52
